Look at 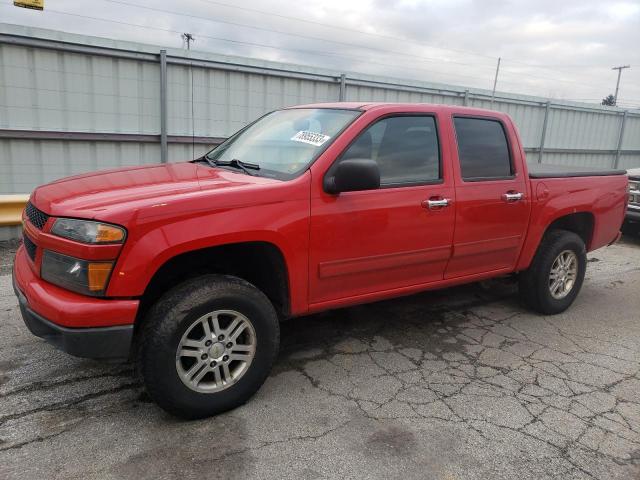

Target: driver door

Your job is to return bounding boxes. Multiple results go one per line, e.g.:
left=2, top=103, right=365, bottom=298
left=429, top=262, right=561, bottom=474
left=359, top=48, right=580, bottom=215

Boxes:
left=308, top=114, right=455, bottom=305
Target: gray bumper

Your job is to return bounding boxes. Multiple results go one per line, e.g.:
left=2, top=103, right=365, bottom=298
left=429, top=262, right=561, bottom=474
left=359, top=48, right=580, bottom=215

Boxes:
left=12, top=273, right=133, bottom=360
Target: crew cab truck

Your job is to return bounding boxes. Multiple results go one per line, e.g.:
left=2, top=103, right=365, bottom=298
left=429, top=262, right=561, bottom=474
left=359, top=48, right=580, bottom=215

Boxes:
left=13, top=103, right=627, bottom=418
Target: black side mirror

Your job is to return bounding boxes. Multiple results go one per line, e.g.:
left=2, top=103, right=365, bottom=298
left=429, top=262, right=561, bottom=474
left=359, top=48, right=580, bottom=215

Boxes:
left=324, top=159, right=380, bottom=194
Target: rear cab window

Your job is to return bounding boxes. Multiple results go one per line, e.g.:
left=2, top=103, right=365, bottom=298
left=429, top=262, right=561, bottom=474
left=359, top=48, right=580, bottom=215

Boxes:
left=453, top=117, right=513, bottom=181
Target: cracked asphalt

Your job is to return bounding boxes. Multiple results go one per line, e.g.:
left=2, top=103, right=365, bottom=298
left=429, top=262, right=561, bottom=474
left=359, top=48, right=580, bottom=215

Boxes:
left=1, top=233, right=640, bottom=480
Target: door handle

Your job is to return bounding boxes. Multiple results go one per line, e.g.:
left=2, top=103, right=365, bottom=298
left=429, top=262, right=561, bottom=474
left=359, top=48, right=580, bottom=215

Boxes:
left=422, top=198, right=451, bottom=210
left=502, top=192, right=523, bottom=203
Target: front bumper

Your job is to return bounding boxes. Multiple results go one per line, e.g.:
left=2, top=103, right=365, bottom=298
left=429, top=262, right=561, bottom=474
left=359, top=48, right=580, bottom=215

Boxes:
left=12, top=246, right=137, bottom=359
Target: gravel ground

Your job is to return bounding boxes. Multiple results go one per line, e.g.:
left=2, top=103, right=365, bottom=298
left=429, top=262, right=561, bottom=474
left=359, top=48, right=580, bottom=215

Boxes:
left=0, top=239, right=18, bottom=276
left=1, top=234, right=639, bottom=480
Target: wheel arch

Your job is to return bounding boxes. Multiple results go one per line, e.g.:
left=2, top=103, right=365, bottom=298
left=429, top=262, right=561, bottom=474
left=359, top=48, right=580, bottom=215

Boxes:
left=544, top=212, right=594, bottom=250
left=517, top=210, right=594, bottom=271
left=134, top=241, right=291, bottom=330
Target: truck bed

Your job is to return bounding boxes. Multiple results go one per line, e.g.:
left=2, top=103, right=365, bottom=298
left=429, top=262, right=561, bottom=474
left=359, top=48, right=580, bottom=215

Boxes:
left=528, top=163, right=626, bottom=179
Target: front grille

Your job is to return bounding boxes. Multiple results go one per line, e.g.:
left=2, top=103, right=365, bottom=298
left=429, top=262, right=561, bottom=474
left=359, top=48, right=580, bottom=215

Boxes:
left=23, top=234, right=37, bottom=262
left=25, top=201, right=49, bottom=230
left=630, top=180, right=640, bottom=206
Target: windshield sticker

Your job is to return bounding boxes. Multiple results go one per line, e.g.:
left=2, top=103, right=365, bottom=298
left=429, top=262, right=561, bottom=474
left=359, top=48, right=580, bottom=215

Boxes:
left=291, top=131, right=331, bottom=147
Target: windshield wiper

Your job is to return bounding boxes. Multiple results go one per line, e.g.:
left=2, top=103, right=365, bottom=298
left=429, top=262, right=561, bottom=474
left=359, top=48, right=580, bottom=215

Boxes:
left=200, top=155, right=217, bottom=168
left=200, top=155, right=260, bottom=176
left=215, top=158, right=260, bottom=176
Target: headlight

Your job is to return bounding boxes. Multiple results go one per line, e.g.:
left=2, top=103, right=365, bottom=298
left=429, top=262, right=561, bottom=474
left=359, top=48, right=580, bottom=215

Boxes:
left=51, top=218, right=126, bottom=244
left=41, top=250, right=114, bottom=296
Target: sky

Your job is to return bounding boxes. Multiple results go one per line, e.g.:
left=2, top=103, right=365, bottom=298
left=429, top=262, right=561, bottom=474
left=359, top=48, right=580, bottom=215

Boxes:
left=2, top=0, right=640, bottom=107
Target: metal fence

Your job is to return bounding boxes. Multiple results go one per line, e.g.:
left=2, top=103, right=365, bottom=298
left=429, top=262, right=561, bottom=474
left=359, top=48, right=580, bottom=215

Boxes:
left=2, top=23, right=640, bottom=201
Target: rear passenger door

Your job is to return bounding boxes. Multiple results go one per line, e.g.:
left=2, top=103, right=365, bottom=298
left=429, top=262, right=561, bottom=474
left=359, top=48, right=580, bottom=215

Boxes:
left=444, top=115, right=530, bottom=279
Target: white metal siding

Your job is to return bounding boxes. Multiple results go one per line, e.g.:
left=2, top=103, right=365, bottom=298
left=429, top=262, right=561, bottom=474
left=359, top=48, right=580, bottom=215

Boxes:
left=1, top=24, right=639, bottom=200
left=0, top=43, right=160, bottom=134
left=545, top=109, right=621, bottom=150
left=167, top=66, right=338, bottom=138
left=622, top=116, right=640, bottom=150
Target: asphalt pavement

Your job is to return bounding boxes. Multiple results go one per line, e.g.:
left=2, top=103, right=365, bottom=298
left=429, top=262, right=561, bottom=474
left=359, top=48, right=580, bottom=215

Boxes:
left=1, top=234, right=639, bottom=480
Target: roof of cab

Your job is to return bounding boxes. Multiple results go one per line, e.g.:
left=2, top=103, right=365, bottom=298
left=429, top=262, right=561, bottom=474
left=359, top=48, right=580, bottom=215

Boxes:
left=287, top=101, right=510, bottom=117
left=286, top=102, right=371, bottom=110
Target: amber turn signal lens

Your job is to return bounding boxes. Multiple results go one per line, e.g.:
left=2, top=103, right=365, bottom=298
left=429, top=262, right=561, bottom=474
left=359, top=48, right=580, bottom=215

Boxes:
left=96, top=224, right=125, bottom=243
left=88, top=262, right=114, bottom=292
left=51, top=218, right=126, bottom=244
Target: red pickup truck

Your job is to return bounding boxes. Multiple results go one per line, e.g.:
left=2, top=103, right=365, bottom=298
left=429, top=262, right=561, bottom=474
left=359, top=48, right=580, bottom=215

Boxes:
left=13, top=102, right=627, bottom=418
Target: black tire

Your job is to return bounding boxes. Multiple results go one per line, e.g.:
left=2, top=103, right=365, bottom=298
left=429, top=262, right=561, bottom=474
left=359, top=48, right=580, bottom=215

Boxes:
left=137, top=274, right=279, bottom=419
left=518, top=229, right=587, bottom=315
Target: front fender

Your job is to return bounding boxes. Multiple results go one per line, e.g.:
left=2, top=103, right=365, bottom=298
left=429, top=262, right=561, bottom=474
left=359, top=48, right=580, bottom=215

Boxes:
left=106, top=199, right=310, bottom=315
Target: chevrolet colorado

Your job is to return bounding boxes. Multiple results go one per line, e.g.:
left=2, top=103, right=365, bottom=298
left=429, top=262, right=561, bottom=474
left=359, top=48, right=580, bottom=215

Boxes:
left=13, top=103, right=628, bottom=418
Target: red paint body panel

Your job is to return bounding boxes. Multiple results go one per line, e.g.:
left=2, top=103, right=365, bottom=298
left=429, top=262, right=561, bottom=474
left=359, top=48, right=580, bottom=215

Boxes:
left=516, top=175, right=627, bottom=270
left=14, top=103, right=627, bottom=330
left=13, top=247, right=138, bottom=327
left=308, top=106, right=456, bottom=305
left=445, top=113, right=532, bottom=278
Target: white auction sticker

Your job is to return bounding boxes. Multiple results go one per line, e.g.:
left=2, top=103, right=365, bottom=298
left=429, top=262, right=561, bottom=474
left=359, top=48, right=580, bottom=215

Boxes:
left=291, top=131, right=331, bottom=147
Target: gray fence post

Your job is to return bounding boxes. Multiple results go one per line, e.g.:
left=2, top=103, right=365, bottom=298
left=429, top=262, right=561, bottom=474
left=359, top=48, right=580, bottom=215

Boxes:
left=160, top=49, right=168, bottom=163
left=338, top=74, right=346, bottom=102
left=538, top=101, right=551, bottom=163
left=614, top=110, right=628, bottom=169
left=463, top=89, right=469, bottom=106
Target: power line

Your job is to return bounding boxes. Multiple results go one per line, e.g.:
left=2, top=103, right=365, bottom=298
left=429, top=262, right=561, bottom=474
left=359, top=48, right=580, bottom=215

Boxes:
left=99, top=0, right=496, bottom=71
left=0, top=1, right=615, bottom=96
left=95, top=0, right=613, bottom=93
left=195, top=0, right=499, bottom=61
left=496, top=64, right=608, bottom=90
left=0, top=2, right=507, bottom=88
left=193, top=0, right=619, bottom=79
left=98, top=0, right=614, bottom=93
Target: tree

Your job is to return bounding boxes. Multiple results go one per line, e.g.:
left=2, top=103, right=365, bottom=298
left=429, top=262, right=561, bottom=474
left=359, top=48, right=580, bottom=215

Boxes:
left=602, top=94, right=616, bottom=106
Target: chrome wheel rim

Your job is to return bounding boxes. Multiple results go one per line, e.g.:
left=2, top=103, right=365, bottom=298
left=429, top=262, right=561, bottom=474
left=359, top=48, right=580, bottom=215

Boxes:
left=549, top=250, right=578, bottom=300
left=175, top=309, right=256, bottom=393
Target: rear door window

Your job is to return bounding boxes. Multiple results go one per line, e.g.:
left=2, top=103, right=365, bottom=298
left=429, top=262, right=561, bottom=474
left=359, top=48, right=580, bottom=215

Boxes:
left=453, top=117, right=513, bottom=180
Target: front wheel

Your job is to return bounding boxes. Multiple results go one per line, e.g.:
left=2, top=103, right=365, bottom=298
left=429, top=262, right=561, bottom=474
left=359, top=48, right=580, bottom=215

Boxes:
left=137, top=274, right=280, bottom=419
left=519, top=230, right=587, bottom=315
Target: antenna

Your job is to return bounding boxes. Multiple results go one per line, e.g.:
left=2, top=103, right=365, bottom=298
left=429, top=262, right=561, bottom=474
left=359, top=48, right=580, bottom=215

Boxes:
left=181, top=33, right=195, bottom=50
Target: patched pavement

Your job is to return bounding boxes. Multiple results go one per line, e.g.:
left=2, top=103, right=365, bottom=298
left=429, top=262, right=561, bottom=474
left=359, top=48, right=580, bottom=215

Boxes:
left=1, top=235, right=639, bottom=480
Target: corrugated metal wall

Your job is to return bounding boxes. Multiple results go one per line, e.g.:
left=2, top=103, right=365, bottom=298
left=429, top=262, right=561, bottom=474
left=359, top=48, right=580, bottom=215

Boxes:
left=2, top=24, right=640, bottom=199
left=621, top=115, right=640, bottom=169
left=168, top=65, right=340, bottom=138
left=0, top=44, right=161, bottom=133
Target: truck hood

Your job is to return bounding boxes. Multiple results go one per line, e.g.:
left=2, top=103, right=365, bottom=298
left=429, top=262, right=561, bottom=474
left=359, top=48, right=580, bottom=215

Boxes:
left=31, top=162, right=284, bottom=219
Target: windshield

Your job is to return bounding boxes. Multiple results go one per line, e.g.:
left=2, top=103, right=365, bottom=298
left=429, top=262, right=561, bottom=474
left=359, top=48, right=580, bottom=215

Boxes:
left=205, top=108, right=361, bottom=179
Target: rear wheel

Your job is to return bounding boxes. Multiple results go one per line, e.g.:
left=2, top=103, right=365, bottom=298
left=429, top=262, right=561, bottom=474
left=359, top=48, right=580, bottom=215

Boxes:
left=138, top=274, right=279, bottom=419
left=519, top=230, right=586, bottom=315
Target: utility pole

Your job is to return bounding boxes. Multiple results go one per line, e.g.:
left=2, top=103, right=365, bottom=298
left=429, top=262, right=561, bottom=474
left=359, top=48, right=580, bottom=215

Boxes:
left=612, top=65, right=630, bottom=106
left=491, top=57, right=501, bottom=105
left=182, top=33, right=194, bottom=50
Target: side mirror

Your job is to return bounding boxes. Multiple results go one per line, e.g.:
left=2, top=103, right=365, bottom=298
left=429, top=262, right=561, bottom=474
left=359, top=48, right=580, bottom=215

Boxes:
left=324, top=159, right=380, bottom=194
